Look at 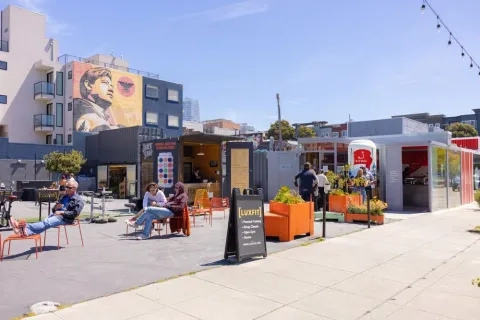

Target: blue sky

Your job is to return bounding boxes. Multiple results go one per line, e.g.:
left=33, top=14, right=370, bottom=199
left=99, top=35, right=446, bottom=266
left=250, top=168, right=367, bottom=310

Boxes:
left=4, top=0, right=480, bottom=130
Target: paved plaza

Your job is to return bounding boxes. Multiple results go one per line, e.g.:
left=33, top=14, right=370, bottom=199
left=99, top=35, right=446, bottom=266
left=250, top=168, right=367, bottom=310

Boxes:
left=0, top=199, right=374, bottom=319
left=16, top=203, right=480, bottom=320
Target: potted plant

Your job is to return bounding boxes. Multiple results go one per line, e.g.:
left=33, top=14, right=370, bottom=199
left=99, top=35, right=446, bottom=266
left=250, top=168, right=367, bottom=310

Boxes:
left=270, top=186, right=306, bottom=215
left=346, top=197, right=387, bottom=224
left=328, top=188, right=361, bottom=214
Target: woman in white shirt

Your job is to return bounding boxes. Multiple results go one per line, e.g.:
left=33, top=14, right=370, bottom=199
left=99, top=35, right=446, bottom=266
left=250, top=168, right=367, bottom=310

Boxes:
left=316, top=170, right=329, bottom=210
left=125, top=182, right=167, bottom=225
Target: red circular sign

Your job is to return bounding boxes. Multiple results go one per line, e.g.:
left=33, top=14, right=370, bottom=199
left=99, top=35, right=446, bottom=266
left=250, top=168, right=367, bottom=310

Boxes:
left=117, top=76, right=135, bottom=97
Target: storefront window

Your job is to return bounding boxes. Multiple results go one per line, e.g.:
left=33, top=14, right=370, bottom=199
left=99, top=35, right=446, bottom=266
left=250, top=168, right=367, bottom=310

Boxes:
left=474, top=153, right=480, bottom=191
left=448, top=149, right=461, bottom=208
left=431, top=146, right=447, bottom=211
left=336, top=143, right=348, bottom=172
left=97, top=165, right=108, bottom=190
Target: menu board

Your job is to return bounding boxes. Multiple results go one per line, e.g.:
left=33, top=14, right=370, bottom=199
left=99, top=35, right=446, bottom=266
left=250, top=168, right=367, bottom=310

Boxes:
left=153, top=138, right=179, bottom=195
left=224, top=188, right=267, bottom=262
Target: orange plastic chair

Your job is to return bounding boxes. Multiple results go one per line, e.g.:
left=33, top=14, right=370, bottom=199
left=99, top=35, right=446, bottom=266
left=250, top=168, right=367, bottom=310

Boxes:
left=1, top=233, right=42, bottom=260
left=192, top=196, right=212, bottom=226
left=44, top=218, right=84, bottom=249
left=210, top=197, right=229, bottom=219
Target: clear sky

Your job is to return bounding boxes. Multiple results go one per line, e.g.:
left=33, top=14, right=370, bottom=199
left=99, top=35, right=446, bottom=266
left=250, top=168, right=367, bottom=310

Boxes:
left=4, top=0, right=480, bottom=130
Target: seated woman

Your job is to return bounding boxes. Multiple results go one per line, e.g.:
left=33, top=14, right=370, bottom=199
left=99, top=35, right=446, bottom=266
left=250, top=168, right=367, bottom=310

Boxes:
left=128, top=182, right=187, bottom=240
left=125, top=182, right=167, bottom=225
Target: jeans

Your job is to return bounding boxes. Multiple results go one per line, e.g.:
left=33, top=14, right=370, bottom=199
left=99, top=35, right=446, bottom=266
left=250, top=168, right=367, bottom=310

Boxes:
left=136, top=206, right=174, bottom=238
left=26, top=215, right=66, bottom=235
left=354, top=187, right=367, bottom=203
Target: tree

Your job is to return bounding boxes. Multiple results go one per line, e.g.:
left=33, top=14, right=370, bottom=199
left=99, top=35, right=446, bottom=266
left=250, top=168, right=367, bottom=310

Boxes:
left=446, top=122, right=478, bottom=138
left=266, top=120, right=295, bottom=140
left=44, top=150, right=86, bottom=175
left=297, top=125, right=316, bottom=138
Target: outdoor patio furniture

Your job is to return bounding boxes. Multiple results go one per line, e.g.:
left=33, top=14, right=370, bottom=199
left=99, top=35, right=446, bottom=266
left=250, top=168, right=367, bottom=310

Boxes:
left=124, top=203, right=136, bottom=214
left=210, top=197, right=229, bottom=219
left=167, top=206, right=191, bottom=236
left=192, top=190, right=212, bottom=226
left=43, top=217, right=84, bottom=250
left=1, top=233, right=42, bottom=260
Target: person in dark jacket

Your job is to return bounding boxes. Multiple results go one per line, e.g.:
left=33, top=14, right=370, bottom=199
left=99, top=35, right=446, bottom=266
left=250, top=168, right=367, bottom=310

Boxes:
left=130, top=182, right=188, bottom=240
left=294, top=162, right=319, bottom=202
left=10, top=180, right=84, bottom=236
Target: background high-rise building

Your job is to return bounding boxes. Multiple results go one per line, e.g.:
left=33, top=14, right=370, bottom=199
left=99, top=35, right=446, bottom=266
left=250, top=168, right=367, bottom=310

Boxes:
left=183, top=97, right=200, bottom=122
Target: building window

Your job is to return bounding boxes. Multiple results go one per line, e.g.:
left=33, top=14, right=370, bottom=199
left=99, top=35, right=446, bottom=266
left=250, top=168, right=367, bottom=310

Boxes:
left=325, top=132, right=330, bottom=137
left=167, top=114, right=179, bottom=127
left=56, top=72, right=64, bottom=96
left=46, top=103, right=53, bottom=114
left=68, top=71, right=72, bottom=79
left=332, top=132, right=339, bottom=137
left=320, top=133, right=324, bottom=137
left=167, top=89, right=179, bottom=102
left=55, top=134, right=63, bottom=145
left=67, top=134, right=72, bottom=143
left=341, top=130, right=348, bottom=137
left=145, top=84, right=159, bottom=99
left=0, top=61, right=6, bottom=70
left=47, top=71, right=53, bottom=83
left=68, top=102, right=72, bottom=111
left=428, top=123, right=434, bottom=127
left=145, top=112, right=158, bottom=125
left=435, top=123, right=441, bottom=128
left=56, top=103, right=63, bottom=127
left=463, top=120, right=477, bottom=128
left=0, top=95, right=6, bottom=104
left=46, top=134, right=52, bottom=144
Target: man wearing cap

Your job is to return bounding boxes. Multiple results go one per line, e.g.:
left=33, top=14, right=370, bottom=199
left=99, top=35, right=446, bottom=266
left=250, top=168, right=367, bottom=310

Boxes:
left=294, top=162, right=319, bottom=202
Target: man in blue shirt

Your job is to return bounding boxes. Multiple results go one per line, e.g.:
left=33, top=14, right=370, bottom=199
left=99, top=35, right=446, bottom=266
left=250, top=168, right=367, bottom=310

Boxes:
left=10, top=180, right=84, bottom=236
left=294, top=162, right=319, bottom=202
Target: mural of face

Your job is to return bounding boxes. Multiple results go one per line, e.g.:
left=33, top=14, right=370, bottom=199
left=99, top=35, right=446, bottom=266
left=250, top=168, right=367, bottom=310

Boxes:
left=85, top=76, right=114, bottom=109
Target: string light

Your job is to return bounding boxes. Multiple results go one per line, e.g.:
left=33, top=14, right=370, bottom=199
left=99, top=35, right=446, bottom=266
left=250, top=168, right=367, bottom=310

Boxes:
left=421, top=0, right=480, bottom=74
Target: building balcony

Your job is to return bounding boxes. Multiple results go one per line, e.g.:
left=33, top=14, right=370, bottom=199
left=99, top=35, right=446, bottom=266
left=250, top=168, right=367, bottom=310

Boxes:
left=34, top=82, right=55, bottom=100
left=0, top=40, right=8, bottom=52
left=33, top=114, right=55, bottom=132
left=34, top=59, right=56, bottom=70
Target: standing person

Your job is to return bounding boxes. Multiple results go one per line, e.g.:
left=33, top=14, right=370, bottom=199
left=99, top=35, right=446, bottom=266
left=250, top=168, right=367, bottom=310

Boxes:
left=294, top=162, right=319, bottom=202
left=59, top=175, right=67, bottom=191
left=316, top=170, right=329, bottom=210
left=10, top=180, right=84, bottom=236
left=362, top=166, right=374, bottom=200
left=353, top=168, right=367, bottom=203
left=68, top=173, right=76, bottom=182
left=128, top=182, right=188, bottom=240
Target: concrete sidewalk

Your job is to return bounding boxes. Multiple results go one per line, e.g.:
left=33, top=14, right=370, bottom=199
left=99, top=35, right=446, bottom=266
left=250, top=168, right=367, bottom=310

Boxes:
left=26, top=205, right=480, bottom=320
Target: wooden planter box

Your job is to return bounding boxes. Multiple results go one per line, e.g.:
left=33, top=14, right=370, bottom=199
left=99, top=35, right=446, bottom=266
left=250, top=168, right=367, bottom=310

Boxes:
left=345, top=213, right=384, bottom=225
left=328, top=194, right=362, bottom=214
left=266, top=201, right=314, bottom=241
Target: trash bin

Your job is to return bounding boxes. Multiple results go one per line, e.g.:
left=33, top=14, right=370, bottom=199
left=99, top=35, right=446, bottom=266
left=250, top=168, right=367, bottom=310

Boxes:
left=22, top=188, right=36, bottom=202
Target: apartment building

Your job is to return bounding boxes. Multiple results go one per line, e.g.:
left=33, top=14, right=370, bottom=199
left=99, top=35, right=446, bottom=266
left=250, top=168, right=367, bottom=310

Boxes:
left=183, top=97, right=200, bottom=122
left=392, top=110, right=480, bottom=134
left=0, top=5, right=183, bottom=148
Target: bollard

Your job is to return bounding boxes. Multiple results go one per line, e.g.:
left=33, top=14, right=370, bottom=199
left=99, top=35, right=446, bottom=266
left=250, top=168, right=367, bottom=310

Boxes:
left=322, top=192, right=326, bottom=238
left=367, top=190, right=371, bottom=229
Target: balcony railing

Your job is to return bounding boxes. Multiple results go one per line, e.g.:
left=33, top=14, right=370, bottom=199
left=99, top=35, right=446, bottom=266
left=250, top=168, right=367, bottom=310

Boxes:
left=33, top=114, right=55, bottom=131
left=57, top=54, right=162, bottom=80
left=0, top=40, right=8, bottom=52
left=34, top=81, right=55, bottom=99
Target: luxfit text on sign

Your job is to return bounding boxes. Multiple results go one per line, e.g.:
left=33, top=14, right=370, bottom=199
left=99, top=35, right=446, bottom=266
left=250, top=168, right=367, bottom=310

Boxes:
left=224, top=188, right=267, bottom=262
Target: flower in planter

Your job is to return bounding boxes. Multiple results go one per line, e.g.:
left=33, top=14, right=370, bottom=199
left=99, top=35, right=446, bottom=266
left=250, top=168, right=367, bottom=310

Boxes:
left=273, top=186, right=305, bottom=204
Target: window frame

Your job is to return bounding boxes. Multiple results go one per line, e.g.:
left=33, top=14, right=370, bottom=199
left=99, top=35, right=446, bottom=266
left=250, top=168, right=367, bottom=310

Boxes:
left=68, top=70, right=72, bottom=79
left=56, top=71, right=64, bottom=96
left=0, top=95, right=6, bottom=104
left=0, top=61, right=6, bottom=70
left=145, top=111, right=159, bottom=125
left=46, top=134, right=53, bottom=144
left=145, top=84, right=159, bottom=99
left=167, top=114, right=179, bottom=128
left=167, top=89, right=179, bottom=102
left=67, top=134, right=72, bottom=144
left=56, top=103, right=64, bottom=127
left=55, top=134, right=64, bottom=145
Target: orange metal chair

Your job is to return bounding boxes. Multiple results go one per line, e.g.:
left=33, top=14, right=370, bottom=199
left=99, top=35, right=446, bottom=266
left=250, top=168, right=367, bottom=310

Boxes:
left=44, top=218, right=84, bottom=249
left=210, top=197, right=229, bottom=219
left=1, top=233, right=42, bottom=260
left=192, top=196, right=212, bottom=226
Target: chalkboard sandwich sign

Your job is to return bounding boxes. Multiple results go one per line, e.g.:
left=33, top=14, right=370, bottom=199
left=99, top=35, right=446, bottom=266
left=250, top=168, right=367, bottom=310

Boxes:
left=224, top=188, right=267, bottom=262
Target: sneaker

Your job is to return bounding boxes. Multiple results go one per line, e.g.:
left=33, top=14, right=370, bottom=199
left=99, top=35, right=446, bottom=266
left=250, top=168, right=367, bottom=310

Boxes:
left=9, top=217, right=20, bottom=234
left=135, top=235, right=149, bottom=240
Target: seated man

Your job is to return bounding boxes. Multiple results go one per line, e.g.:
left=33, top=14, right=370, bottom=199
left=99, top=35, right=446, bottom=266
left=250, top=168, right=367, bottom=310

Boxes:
left=128, top=182, right=187, bottom=240
left=10, top=180, right=84, bottom=236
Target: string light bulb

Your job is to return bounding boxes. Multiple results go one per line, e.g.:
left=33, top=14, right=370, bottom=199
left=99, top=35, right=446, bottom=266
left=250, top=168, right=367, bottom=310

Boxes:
left=461, top=48, right=465, bottom=59
left=448, top=33, right=452, bottom=46
left=436, top=17, right=441, bottom=31
left=421, top=1, right=426, bottom=13
left=470, top=58, right=474, bottom=69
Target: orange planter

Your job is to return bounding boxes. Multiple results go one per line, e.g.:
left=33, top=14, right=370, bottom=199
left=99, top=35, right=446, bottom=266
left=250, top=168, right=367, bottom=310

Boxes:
left=345, top=213, right=384, bottom=225
left=328, top=194, right=362, bottom=214
left=266, top=201, right=314, bottom=241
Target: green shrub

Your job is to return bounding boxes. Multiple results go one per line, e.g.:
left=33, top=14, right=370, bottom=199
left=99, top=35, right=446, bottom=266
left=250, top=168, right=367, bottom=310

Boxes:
left=273, top=186, right=305, bottom=204
left=475, top=190, right=480, bottom=207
